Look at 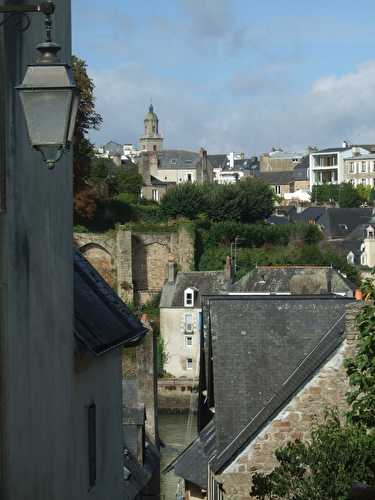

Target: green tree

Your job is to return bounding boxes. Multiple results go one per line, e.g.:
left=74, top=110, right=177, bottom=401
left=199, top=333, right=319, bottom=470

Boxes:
left=71, top=56, right=102, bottom=219
left=312, top=184, right=339, bottom=205
left=356, top=184, right=374, bottom=205
left=108, top=166, right=143, bottom=200
left=161, top=183, right=207, bottom=219
left=338, top=183, right=362, bottom=208
left=251, top=412, right=375, bottom=500
left=235, top=178, right=274, bottom=223
left=345, top=273, right=375, bottom=428
left=89, top=157, right=112, bottom=184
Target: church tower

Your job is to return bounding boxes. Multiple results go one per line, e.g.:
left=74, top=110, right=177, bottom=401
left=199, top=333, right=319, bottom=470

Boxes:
left=139, top=103, right=164, bottom=152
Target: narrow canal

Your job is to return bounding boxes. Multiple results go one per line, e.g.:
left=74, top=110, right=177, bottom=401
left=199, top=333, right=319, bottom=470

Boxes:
left=159, top=413, right=197, bottom=500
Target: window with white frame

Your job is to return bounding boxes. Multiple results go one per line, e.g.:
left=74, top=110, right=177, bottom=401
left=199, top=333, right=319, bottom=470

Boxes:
left=184, top=288, right=194, bottom=307
left=275, top=185, right=281, bottom=195
left=373, top=161, right=375, bottom=172
left=152, top=189, right=159, bottom=202
left=186, top=358, right=193, bottom=370
left=184, top=313, right=193, bottom=333
left=185, top=336, right=193, bottom=349
left=347, top=252, right=355, bottom=265
left=362, top=178, right=367, bottom=186
left=362, top=161, right=367, bottom=173
left=349, top=162, right=355, bottom=173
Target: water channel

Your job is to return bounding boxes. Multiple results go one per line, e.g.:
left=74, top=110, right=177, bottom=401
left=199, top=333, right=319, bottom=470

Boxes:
left=159, top=413, right=197, bottom=500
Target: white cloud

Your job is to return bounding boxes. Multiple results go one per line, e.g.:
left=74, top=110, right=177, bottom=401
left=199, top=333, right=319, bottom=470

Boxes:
left=90, top=60, right=375, bottom=155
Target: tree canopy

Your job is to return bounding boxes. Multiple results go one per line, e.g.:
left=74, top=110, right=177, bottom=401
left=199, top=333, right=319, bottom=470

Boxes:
left=160, top=178, right=275, bottom=223
left=71, top=55, right=102, bottom=219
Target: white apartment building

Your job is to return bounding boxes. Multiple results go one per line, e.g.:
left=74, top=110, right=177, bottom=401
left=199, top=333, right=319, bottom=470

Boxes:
left=309, top=142, right=370, bottom=190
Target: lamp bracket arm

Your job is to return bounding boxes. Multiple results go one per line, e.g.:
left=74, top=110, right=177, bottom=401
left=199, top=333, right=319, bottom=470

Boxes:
left=0, top=2, right=54, bottom=32
left=0, top=2, right=54, bottom=15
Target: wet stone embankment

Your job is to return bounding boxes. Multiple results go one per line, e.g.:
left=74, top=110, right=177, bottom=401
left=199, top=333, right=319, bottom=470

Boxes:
left=158, top=379, right=198, bottom=414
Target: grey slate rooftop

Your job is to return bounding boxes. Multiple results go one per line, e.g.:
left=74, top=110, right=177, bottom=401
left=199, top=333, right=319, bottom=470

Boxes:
left=123, top=438, right=160, bottom=500
left=74, top=251, right=147, bottom=355
left=232, top=266, right=355, bottom=296
left=157, top=150, right=201, bottom=170
left=169, top=294, right=354, bottom=488
left=318, top=208, right=373, bottom=239
left=160, top=271, right=229, bottom=308
left=164, top=419, right=216, bottom=490
left=255, top=170, right=294, bottom=185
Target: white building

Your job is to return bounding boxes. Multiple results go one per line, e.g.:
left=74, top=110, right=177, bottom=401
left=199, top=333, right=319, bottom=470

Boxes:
left=309, top=142, right=371, bottom=190
left=159, top=261, right=232, bottom=378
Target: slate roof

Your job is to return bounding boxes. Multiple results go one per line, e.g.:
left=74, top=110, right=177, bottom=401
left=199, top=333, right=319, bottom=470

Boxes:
left=208, top=295, right=354, bottom=453
left=169, top=295, right=354, bottom=487
left=74, top=251, right=147, bottom=355
left=266, top=214, right=290, bottom=225
left=210, top=298, right=351, bottom=473
left=231, top=266, right=355, bottom=295
left=255, top=170, right=294, bottom=185
left=318, top=208, right=373, bottom=239
left=157, top=150, right=201, bottom=170
left=315, top=147, right=350, bottom=153
left=150, top=175, right=169, bottom=186
left=123, top=438, right=160, bottom=500
left=291, top=206, right=326, bottom=224
left=207, top=154, right=227, bottom=169
left=160, top=271, right=229, bottom=308
left=103, top=140, right=123, bottom=155
left=315, top=145, right=374, bottom=154
left=164, top=419, right=217, bottom=489
left=346, top=222, right=375, bottom=240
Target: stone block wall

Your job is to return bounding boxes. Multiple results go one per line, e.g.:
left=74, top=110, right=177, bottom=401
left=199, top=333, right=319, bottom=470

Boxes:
left=215, top=302, right=361, bottom=500
left=74, top=224, right=194, bottom=306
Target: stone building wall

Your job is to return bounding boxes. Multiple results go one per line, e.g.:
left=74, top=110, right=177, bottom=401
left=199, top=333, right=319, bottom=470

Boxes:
left=214, top=302, right=361, bottom=500
left=74, top=225, right=194, bottom=305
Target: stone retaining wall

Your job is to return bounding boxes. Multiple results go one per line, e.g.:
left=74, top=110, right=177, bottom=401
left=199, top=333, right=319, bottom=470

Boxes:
left=158, top=379, right=198, bottom=413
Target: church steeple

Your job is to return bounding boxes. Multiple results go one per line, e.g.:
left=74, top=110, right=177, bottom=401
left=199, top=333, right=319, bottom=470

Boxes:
left=140, top=103, right=164, bottom=152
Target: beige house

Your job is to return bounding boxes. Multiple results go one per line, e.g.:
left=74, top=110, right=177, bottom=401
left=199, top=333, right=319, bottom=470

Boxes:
left=344, top=151, right=375, bottom=187
left=160, top=261, right=231, bottom=378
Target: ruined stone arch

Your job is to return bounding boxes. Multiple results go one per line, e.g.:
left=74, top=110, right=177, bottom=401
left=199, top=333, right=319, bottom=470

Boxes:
left=79, top=243, right=114, bottom=287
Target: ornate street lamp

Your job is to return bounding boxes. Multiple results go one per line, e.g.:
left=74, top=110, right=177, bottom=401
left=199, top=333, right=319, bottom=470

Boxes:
left=1, top=2, right=79, bottom=169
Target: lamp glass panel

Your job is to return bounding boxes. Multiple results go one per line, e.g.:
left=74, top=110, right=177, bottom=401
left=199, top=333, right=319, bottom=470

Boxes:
left=67, top=92, right=79, bottom=143
left=19, top=89, right=73, bottom=146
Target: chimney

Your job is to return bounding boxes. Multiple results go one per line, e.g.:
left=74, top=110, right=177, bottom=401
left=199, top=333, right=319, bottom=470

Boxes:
left=342, top=140, right=350, bottom=148
left=167, top=256, right=176, bottom=283
left=224, top=255, right=233, bottom=283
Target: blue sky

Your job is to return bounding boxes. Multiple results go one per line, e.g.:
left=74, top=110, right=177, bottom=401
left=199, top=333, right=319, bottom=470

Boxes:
left=73, top=0, right=375, bottom=154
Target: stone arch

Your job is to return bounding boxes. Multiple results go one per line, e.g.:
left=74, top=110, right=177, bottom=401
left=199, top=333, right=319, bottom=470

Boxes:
left=80, top=243, right=114, bottom=287
left=132, top=239, right=170, bottom=293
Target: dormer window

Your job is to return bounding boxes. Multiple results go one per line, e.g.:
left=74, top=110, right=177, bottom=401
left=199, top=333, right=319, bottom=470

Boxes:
left=184, top=288, right=195, bottom=308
